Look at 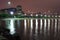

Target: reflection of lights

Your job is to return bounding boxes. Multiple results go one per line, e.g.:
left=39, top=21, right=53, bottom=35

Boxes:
left=48, top=19, right=50, bottom=35
left=35, top=18, right=38, bottom=34
left=10, top=11, right=14, bottom=15
left=40, top=19, right=43, bottom=33
left=55, top=19, right=57, bottom=34
left=44, top=19, right=47, bottom=34
left=30, top=14, right=33, bottom=35
left=31, top=14, right=33, bottom=30
left=24, top=19, right=27, bottom=35
left=30, top=19, right=33, bottom=35
left=35, top=14, right=38, bottom=34
left=44, top=19, right=46, bottom=28
left=40, top=19, right=43, bottom=30
left=31, top=19, right=33, bottom=30
left=48, top=19, right=50, bottom=30
left=8, top=19, right=15, bottom=35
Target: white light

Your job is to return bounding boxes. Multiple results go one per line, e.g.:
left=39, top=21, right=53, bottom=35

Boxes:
left=10, top=11, right=14, bottom=15
left=55, top=19, right=57, bottom=35
left=31, top=19, right=33, bottom=29
left=48, top=19, right=50, bottom=30
left=30, top=14, right=33, bottom=36
left=48, top=19, right=50, bottom=35
left=36, top=19, right=38, bottom=30
left=24, top=19, right=27, bottom=35
left=31, top=14, right=33, bottom=16
left=8, top=1, right=11, bottom=5
left=36, top=14, right=38, bottom=16
left=30, top=19, right=33, bottom=36
left=40, top=19, right=43, bottom=33
left=44, top=15, right=47, bottom=17
left=40, top=19, right=43, bottom=30
left=9, top=19, right=15, bottom=35
left=36, top=13, right=38, bottom=34
left=44, top=19, right=47, bottom=33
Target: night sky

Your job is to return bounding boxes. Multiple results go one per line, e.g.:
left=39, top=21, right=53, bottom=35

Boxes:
left=0, top=0, right=60, bottom=13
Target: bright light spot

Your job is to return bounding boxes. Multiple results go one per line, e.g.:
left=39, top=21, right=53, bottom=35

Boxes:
left=35, top=18, right=38, bottom=34
left=40, top=19, right=43, bottom=30
left=36, top=19, right=38, bottom=29
left=31, top=19, right=33, bottom=29
left=44, top=15, right=47, bottom=17
left=9, top=19, right=15, bottom=35
left=55, top=19, right=57, bottom=33
left=40, top=19, right=43, bottom=33
left=44, top=19, right=47, bottom=32
left=24, top=19, right=27, bottom=35
left=30, top=19, right=33, bottom=35
left=30, top=14, right=33, bottom=35
left=8, top=1, right=11, bottom=5
left=36, top=14, right=38, bottom=16
left=24, top=19, right=26, bottom=30
left=10, top=11, right=14, bottom=15
left=35, top=14, right=38, bottom=30
left=44, top=19, right=46, bottom=28
left=48, top=19, right=50, bottom=30
left=48, top=19, right=50, bottom=35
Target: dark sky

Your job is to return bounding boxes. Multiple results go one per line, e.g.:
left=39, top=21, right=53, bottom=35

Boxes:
left=0, top=0, right=60, bottom=13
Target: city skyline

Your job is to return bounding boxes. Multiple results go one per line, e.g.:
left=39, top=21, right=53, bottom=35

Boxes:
left=0, top=0, right=60, bottom=13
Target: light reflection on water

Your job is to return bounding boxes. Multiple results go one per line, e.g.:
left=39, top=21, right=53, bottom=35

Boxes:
left=35, top=18, right=38, bottom=35
left=24, top=19, right=27, bottom=35
left=23, top=19, right=58, bottom=39
left=40, top=19, right=43, bottom=33
left=9, top=19, right=15, bottom=35
left=30, top=19, right=33, bottom=36
left=6, top=19, right=15, bottom=35
left=1, top=18, right=59, bottom=40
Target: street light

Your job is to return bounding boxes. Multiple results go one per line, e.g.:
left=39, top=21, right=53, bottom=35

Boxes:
left=7, top=0, right=11, bottom=8
left=8, top=1, right=11, bottom=5
left=10, top=11, right=14, bottom=15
